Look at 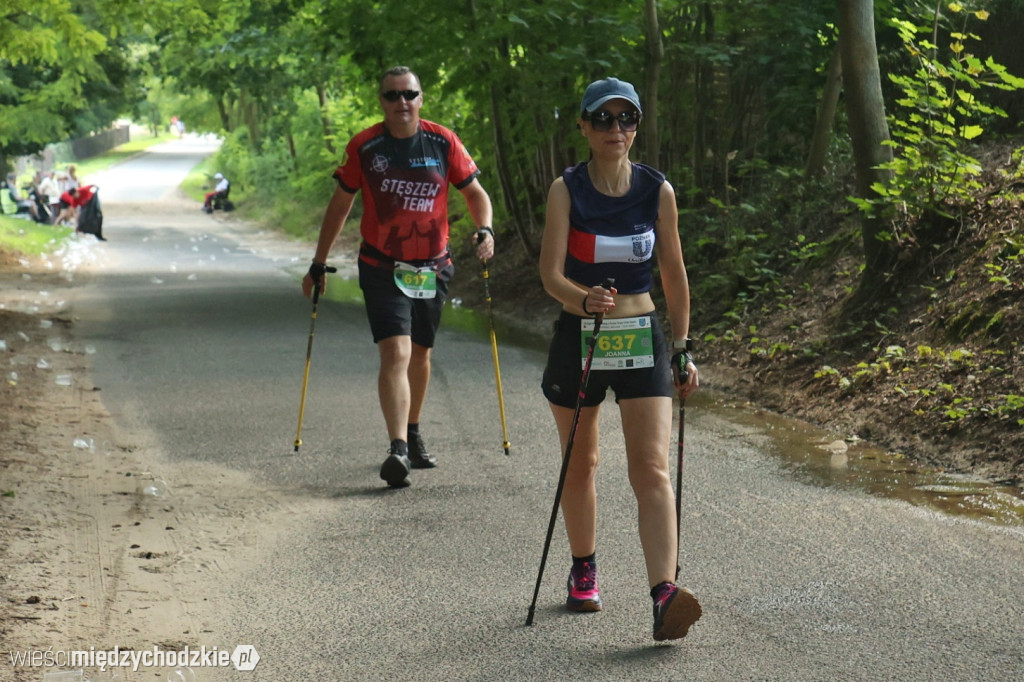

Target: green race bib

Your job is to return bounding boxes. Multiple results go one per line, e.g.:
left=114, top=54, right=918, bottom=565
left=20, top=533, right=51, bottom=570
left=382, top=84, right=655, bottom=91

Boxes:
left=580, top=315, right=655, bottom=370
left=394, top=262, right=438, bottom=299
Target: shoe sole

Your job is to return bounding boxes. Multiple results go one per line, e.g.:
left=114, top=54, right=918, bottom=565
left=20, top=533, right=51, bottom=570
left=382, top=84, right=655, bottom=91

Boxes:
left=380, top=454, right=411, bottom=487
left=654, top=588, right=702, bottom=641
left=566, top=598, right=602, bottom=613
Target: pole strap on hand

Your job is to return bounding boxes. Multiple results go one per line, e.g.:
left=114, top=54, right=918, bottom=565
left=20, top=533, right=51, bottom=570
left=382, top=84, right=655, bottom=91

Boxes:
left=308, top=260, right=330, bottom=282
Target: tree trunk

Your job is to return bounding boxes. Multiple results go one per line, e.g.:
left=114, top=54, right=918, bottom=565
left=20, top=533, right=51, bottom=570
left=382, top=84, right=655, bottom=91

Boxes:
left=490, top=81, right=537, bottom=257
left=468, top=0, right=536, bottom=257
left=643, top=0, right=663, bottom=168
left=217, top=99, right=230, bottom=132
left=317, top=84, right=336, bottom=157
left=692, top=3, right=716, bottom=199
left=805, top=43, right=843, bottom=178
left=836, top=0, right=895, bottom=281
left=286, top=132, right=299, bottom=173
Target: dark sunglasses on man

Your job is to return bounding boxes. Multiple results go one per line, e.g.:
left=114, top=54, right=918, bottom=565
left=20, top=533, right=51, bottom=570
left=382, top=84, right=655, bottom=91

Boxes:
left=582, top=109, right=641, bottom=132
left=381, top=90, right=420, bottom=102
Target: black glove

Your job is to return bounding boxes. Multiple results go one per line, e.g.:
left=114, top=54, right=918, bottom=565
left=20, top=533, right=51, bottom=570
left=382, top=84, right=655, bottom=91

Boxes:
left=671, top=351, right=694, bottom=385
left=308, top=261, right=328, bottom=282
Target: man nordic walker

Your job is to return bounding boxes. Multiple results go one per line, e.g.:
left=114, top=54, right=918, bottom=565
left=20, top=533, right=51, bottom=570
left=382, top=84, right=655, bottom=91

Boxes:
left=302, top=65, right=495, bottom=489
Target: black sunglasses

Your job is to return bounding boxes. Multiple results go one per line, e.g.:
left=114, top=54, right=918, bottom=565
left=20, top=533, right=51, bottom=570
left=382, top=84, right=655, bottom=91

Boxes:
left=582, top=109, right=641, bottom=132
left=381, top=90, right=420, bottom=102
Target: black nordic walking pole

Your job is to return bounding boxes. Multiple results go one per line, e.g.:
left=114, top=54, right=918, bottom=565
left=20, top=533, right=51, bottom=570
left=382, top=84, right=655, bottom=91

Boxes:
left=672, top=339, right=693, bottom=579
left=294, top=266, right=337, bottom=452
left=477, top=231, right=511, bottom=455
left=526, top=278, right=614, bottom=627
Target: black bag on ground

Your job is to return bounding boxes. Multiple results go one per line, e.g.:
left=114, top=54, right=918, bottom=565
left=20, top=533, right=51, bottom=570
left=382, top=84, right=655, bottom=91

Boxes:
left=78, top=190, right=104, bottom=239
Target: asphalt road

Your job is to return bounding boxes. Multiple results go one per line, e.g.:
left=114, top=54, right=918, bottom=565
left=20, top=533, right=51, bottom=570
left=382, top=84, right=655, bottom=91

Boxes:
left=69, top=140, right=1024, bottom=681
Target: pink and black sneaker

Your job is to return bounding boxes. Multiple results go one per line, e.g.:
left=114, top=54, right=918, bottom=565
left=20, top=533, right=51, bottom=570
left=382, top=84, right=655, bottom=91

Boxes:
left=566, top=561, right=602, bottom=612
left=652, top=582, right=702, bottom=641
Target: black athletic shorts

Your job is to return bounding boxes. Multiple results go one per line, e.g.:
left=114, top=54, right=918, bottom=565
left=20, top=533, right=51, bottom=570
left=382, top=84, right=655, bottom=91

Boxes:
left=358, top=258, right=454, bottom=347
left=541, top=311, right=674, bottom=408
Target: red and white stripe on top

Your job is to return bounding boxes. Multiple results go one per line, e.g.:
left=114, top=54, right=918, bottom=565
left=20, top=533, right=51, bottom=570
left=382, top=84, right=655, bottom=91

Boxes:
left=568, top=227, right=655, bottom=264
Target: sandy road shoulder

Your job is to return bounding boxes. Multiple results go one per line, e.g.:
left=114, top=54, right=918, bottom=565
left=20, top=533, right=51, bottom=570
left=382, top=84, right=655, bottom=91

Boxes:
left=0, top=248, right=296, bottom=682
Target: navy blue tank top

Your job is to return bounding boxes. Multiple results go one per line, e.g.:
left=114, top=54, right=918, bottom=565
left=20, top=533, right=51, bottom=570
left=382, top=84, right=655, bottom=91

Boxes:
left=562, top=161, right=664, bottom=294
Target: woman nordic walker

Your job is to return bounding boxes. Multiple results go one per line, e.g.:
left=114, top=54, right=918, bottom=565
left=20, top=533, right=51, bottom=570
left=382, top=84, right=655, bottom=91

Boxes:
left=303, top=65, right=495, bottom=489
left=538, top=77, right=701, bottom=641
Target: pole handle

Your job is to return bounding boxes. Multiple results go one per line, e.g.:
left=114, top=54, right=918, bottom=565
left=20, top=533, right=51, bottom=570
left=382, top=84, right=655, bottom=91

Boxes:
left=311, top=265, right=338, bottom=303
left=586, top=278, right=614, bottom=343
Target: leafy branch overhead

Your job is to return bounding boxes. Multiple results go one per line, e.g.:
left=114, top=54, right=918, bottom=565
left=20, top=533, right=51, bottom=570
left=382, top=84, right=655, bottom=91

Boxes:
left=851, top=3, right=1024, bottom=240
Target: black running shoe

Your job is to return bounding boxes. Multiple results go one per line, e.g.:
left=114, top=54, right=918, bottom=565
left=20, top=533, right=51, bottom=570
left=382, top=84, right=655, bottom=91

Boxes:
left=380, top=440, right=411, bottom=488
left=408, top=433, right=437, bottom=469
left=652, top=583, right=702, bottom=641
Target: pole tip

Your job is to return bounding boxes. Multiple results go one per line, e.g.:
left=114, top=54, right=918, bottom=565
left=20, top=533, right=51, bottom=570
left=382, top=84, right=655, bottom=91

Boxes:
left=293, top=440, right=301, bottom=452
left=525, top=608, right=535, bottom=627
left=503, top=443, right=511, bottom=456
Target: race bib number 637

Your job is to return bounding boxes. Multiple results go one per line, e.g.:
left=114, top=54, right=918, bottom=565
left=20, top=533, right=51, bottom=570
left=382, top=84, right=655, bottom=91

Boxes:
left=580, top=315, right=655, bottom=370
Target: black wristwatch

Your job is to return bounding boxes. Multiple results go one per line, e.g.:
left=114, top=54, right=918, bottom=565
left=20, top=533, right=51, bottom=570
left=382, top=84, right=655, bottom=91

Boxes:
left=672, top=338, right=694, bottom=353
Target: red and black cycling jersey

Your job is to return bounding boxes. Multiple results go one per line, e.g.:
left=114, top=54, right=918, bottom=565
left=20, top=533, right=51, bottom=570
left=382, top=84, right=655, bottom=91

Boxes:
left=334, top=119, right=480, bottom=264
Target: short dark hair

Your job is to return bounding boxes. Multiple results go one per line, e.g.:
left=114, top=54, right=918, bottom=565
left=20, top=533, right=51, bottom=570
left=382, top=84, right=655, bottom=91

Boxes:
left=379, top=65, right=420, bottom=91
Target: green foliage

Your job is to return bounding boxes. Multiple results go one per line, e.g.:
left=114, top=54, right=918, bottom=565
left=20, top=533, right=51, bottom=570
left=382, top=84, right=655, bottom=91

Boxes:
left=689, top=162, right=850, bottom=330
left=0, top=0, right=150, bottom=165
left=857, top=3, right=1024, bottom=238
left=659, top=0, right=835, bottom=192
left=133, top=0, right=843, bottom=260
left=813, top=340, right=1023, bottom=428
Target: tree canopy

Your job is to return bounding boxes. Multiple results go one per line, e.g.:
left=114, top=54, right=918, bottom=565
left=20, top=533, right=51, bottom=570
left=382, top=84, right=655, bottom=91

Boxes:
left=4, top=0, right=1022, bottom=327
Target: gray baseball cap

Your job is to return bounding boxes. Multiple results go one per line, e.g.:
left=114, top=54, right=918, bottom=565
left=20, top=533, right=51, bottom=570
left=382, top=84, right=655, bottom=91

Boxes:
left=580, top=77, right=643, bottom=115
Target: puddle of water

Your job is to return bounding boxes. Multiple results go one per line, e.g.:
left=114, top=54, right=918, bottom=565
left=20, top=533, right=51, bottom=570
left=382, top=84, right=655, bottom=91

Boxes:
left=315, top=273, right=1024, bottom=527
left=708, top=395, right=1024, bottom=527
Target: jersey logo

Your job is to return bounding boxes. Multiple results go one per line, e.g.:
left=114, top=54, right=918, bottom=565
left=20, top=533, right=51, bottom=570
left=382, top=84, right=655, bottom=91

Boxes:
left=371, top=154, right=389, bottom=173
left=633, top=234, right=653, bottom=259
left=409, top=157, right=441, bottom=168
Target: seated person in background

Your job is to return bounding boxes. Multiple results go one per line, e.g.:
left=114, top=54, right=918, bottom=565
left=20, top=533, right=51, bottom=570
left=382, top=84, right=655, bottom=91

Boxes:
left=0, top=176, right=16, bottom=215
left=37, top=171, right=60, bottom=222
left=55, top=187, right=78, bottom=226
left=5, top=173, right=40, bottom=221
left=28, top=171, right=51, bottom=223
left=203, top=172, right=230, bottom=213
